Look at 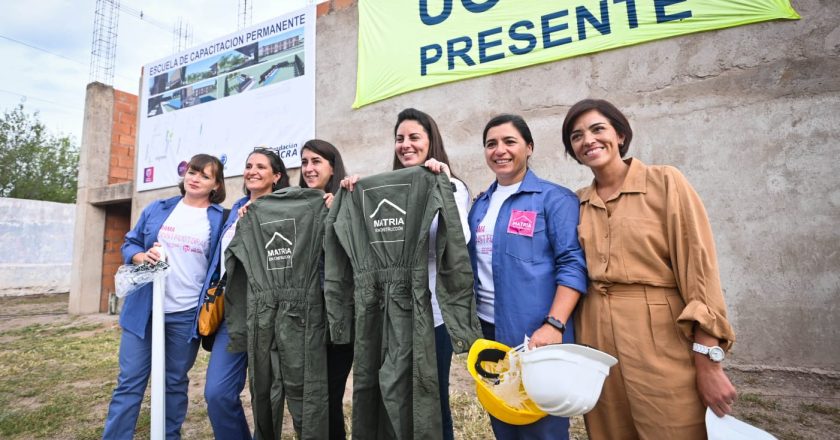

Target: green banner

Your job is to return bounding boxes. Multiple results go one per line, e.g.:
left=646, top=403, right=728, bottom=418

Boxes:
left=354, top=0, right=799, bottom=108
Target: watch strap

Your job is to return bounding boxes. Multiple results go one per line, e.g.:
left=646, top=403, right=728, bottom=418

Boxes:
left=544, top=315, right=566, bottom=333
left=692, top=343, right=710, bottom=355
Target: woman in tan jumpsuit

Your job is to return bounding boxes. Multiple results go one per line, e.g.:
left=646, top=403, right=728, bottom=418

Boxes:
left=561, top=99, right=737, bottom=439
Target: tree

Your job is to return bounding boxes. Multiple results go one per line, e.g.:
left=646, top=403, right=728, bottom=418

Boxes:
left=0, top=104, right=79, bottom=203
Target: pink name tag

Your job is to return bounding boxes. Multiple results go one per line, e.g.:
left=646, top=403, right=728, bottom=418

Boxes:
left=507, top=210, right=536, bottom=237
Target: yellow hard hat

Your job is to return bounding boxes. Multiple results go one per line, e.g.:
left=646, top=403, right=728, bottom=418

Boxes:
left=467, top=339, right=547, bottom=425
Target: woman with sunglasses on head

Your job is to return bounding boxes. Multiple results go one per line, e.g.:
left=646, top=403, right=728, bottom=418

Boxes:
left=562, top=99, right=736, bottom=439
left=298, top=139, right=353, bottom=439
left=104, top=154, right=226, bottom=440
left=201, top=147, right=290, bottom=439
left=467, top=114, right=587, bottom=439
left=341, top=108, right=471, bottom=440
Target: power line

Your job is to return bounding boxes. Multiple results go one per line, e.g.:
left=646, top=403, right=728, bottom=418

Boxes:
left=0, top=88, right=84, bottom=113
left=0, top=33, right=137, bottom=82
left=0, top=34, right=87, bottom=68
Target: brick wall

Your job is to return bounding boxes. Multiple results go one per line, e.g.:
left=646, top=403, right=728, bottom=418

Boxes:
left=101, top=89, right=137, bottom=311
left=100, top=204, right=131, bottom=312
left=109, top=90, right=137, bottom=184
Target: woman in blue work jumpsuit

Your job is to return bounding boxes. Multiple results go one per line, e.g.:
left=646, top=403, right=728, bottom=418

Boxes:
left=468, top=114, right=588, bottom=439
left=203, top=147, right=290, bottom=439
left=103, top=154, right=226, bottom=439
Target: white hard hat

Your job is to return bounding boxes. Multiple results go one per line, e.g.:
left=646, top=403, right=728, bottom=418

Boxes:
left=520, top=344, right=617, bottom=417
left=706, top=408, right=777, bottom=440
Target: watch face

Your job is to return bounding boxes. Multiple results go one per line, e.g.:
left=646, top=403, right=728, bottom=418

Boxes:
left=709, top=347, right=725, bottom=362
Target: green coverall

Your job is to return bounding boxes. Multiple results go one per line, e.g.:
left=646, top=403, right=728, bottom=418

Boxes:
left=324, top=166, right=482, bottom=439
left=225, top=187, right=329, bottom=440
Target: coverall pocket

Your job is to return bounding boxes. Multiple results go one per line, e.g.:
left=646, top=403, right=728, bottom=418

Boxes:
left=359, top=286, right=383, bottom=311
left=256, top=296, right=278, bottom=330
left=647, top=293, right=691, bottom=364
left=620, top=217, right=667, bottom=280
left=278, top=303, right=306, bottom=396
left=504, top=216, right=545, bottom=262
left=382, top=293, right=413, bottom=367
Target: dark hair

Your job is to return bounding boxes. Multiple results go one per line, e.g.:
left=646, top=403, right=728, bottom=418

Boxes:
left=178, top=154, right=226, bottom=204
left=392, top=108, right=457, bottom=177
left=243, top=148, right=290, bottom=196
left=482, top=114, right=535, bottom=149
left=299, top=139, right=347, bottom=194
left=561, top=99, right=633, bottom=164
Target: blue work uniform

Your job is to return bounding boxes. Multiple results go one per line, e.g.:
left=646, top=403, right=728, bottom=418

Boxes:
left=203, top=196, right=252, bottom=440
left=104, top=195, right=223, bottom=440
left=468, top=170, right=588, bottom=440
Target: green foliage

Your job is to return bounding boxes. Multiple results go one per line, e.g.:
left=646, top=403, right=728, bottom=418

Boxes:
left=0, top=104, right=79, bottom=203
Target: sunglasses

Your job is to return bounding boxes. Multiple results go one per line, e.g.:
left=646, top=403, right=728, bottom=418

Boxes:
left=252, top=146, right=281, bottom=157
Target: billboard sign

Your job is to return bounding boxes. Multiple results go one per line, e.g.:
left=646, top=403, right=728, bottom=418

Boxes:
left=136, top=5, right=315, bottom=191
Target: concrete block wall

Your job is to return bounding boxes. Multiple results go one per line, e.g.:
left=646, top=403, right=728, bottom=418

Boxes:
left=70, top=83, right=135, bottom=314
left=0, top=198, right=75, bottom=296
left=124, top=0, right=839, bottom=370
left=308, top=0, right=839, bottom=370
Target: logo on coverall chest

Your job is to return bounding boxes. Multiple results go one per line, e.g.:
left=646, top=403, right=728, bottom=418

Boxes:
left=261, top=218, right=296, bottom=270
left=363, top=184, right=410, bottom=244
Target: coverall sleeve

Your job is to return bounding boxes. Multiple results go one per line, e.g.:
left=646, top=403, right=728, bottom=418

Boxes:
left=223, top=217, right=250, bottom=353
left=323, top=189, right=355, bottom=345
left=545, top=189, right=588, bottom=295
left=434, top=174, right=483, bottom=354
left=664, top=167, right=736, bottom=350
left=452, top=178, right=471, bottom=243
left=121, top=202, right=154, bottom=264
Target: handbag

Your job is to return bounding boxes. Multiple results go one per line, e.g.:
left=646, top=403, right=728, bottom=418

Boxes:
left=199, top=277, right=225, bottom=337
left=199, top=208, right=231, bottom=351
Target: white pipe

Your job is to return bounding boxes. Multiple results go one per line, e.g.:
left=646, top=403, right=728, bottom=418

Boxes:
left=150, top=246, right=166, bottom=440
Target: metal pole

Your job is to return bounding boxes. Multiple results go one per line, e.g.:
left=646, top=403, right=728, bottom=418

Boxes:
left=150, top=247, right=166, bottom=440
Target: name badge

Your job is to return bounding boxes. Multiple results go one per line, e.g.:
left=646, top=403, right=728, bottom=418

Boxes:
left=507, top=210, right=536, bottom=237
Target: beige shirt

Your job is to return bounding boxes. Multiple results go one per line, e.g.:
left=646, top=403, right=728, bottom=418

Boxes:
left=577, top=158, right=735, bottom=349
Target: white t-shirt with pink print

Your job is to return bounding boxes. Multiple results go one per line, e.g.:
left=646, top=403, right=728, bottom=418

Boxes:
left=158, top=200, right=211, bottom=313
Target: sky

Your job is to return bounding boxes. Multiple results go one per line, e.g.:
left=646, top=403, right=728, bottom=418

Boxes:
left=0, top=0, right=322, bottom=143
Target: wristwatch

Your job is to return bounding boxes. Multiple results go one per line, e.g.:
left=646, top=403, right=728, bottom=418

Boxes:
left=692, top=342, right=725, bottom=362
left=543, top=315, right=566, bottom=333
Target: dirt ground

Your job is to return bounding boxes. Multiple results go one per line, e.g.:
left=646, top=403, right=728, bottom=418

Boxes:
left=1, top=293, right=838, bottom=439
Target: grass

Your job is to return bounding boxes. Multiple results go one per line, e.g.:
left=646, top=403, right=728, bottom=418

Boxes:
left=1, top=294, right=836, bottom=440
left=0, top=320, right=119, bottom=439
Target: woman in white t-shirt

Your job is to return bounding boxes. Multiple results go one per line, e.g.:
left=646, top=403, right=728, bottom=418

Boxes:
left=467, top=114, right=587, bottom=440
left=341, top=108, right=471, bottom=440
left=203, top=147, right=290, bottom=439
left=104, top=154, right=227, bottom=439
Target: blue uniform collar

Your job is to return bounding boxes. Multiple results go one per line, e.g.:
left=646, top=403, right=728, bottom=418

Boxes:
left=477, top=169, right=542, bottom=202
left=162, top=195, right=224, bottom=213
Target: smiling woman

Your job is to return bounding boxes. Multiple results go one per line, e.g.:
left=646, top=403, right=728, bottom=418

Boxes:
left=468, top=114, right=587, bottom=440
left=561, top=99, right=737, bottom=439
left=299, top=139, right=347, bottom=208
left=198, top=147, right=291, bottom=439
left=103, top=154, right=226, bottom=439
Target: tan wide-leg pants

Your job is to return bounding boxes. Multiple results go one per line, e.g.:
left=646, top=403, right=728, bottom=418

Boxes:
left=575, top=283, right=706, bottom=440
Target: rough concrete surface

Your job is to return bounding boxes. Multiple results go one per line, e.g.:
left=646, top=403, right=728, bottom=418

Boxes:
left=0, top=198, right=75, bottom=296
left=114, top=0, right=837, bottom=370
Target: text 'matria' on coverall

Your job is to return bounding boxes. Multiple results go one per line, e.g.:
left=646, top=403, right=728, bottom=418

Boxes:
left=324, top=166, right=482, bottom=439
left=225, top=187, right=330, bottom=440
